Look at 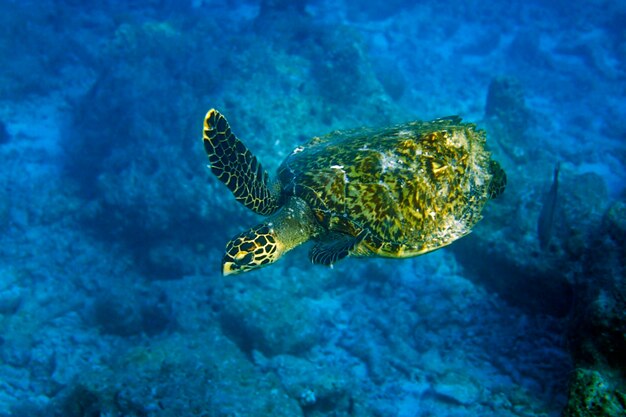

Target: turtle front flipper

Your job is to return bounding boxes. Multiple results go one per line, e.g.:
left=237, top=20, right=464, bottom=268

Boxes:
left=203, top=109, right=281, bottom=215
left=309, top=230, right=368, bottom=266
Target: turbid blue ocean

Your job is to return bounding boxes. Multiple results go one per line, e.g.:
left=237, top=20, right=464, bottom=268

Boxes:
left=0, top=0, right=625, bottom=416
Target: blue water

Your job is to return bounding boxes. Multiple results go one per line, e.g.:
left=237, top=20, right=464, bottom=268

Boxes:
left=1, top=0, right=624, bottom=416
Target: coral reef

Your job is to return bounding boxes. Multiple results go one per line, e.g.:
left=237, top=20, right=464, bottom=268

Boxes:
left=89, top=288, right=175, bottom=337
left=62, top=20, right=235, bottom=278
left=218, top=269, right=324, bottom=355
left=269, top=354, right=352, bottom=414
left=1, top=1, right=624, bottom=416
left=49, top=331, right=304, bottom=417
left=309, top=26, right=382, bottom=108
left=562, top=369, right=626, bottom=417
left=562, top=197, right=626, bottom=415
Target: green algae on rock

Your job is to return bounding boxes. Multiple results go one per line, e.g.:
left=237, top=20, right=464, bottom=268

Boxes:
left=563, top=368, right=626, bottom=417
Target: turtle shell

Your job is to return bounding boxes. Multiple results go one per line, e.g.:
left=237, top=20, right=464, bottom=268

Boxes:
left=276, top=117, right=501, bottom=258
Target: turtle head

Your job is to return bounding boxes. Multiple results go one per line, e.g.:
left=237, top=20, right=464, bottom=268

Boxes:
left=221, top=198, right=320, bottom=276
left=222, top=223, right=284, bottom=276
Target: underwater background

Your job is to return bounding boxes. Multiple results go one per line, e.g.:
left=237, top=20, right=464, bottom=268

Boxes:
left=1, top=0, right=625, bottom=416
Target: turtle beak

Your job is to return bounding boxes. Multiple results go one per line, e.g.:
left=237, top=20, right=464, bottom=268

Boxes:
left=222, top=254, right=249, bottom=276
left=222, top=260, right=237, bottom=276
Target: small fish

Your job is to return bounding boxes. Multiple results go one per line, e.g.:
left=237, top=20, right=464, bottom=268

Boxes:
left=538, top=162, right=560, bottom=250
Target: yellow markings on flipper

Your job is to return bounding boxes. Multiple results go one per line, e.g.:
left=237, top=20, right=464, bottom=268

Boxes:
left=202, top=108, right=279, bottom=216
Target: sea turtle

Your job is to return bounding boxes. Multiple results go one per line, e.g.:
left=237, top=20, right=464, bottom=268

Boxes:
left=202, top=109, right=506, bottom=275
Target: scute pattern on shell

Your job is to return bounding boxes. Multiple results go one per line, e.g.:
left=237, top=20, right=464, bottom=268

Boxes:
left=277, top=118, right=498, bottom=258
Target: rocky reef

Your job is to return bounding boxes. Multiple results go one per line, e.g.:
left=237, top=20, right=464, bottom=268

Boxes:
left=455, top=73, right=626, bottom=416
left=0, top=0, right=624, bottom=416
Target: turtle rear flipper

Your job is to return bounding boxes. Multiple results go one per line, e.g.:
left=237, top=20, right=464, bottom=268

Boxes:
left=203, top=109, right=281, bottom=215
left=488, top=160, right=507, bottom=199
left=309, top=230, right=367, bottom=266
